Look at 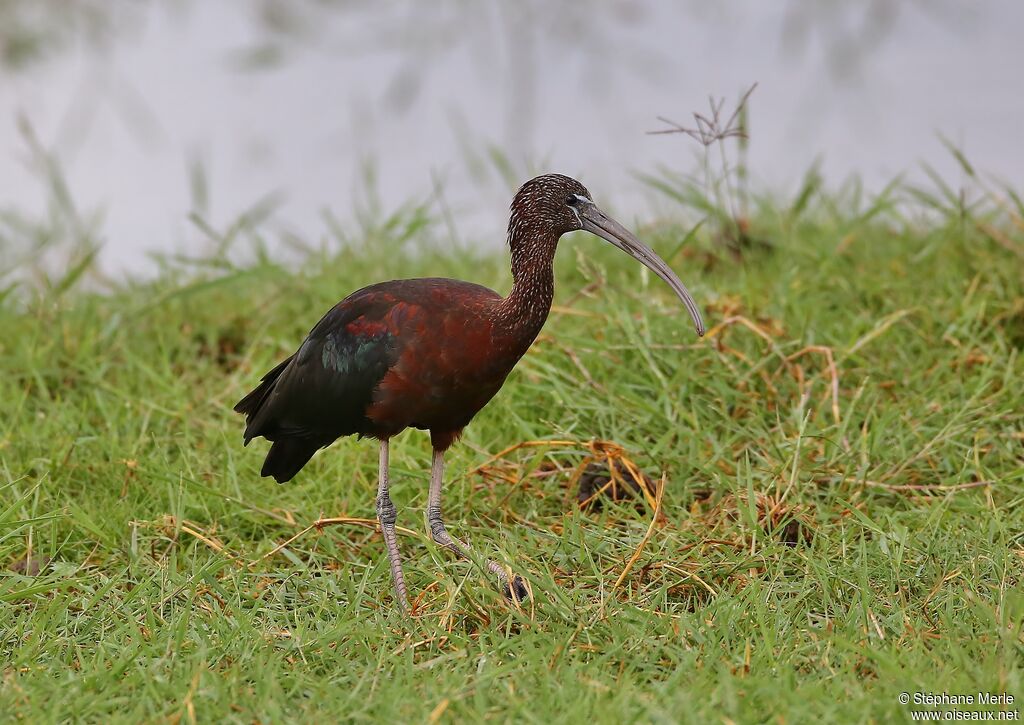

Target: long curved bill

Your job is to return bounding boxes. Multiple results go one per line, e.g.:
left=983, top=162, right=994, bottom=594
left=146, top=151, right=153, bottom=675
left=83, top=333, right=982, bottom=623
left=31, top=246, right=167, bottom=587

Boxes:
left=579, top=203, right=706, bottom=337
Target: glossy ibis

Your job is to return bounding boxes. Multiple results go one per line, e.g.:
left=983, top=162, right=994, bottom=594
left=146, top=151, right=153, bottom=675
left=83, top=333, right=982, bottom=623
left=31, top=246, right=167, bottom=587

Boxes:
left=235, top=173, right=705, bottom=614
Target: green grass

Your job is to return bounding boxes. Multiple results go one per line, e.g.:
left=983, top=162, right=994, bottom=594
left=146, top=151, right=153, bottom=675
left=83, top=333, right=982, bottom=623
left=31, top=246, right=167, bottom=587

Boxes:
left=1, top=183, right=1022, bottom=723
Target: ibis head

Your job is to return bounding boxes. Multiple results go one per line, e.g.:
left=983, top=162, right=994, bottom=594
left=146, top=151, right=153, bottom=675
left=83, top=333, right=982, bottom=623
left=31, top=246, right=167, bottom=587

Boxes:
left=508, top=174, right=705, bottom=336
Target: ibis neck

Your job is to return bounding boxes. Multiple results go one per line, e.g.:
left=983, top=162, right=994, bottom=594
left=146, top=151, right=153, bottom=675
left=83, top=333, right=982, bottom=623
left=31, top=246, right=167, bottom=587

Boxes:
left=493, top=235, right=556, bottom=344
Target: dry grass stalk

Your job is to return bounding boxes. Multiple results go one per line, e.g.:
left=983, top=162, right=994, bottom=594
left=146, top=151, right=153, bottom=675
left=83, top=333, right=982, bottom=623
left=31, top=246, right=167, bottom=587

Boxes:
left=249, top=516, right=420, bottom=568
left=647, top=84, right=758, bottom=147
left=787, top=345, right=841, bottom=425
left=861, top=479, right=994, bottom=492
left=612, top=474, right=666, bottom=594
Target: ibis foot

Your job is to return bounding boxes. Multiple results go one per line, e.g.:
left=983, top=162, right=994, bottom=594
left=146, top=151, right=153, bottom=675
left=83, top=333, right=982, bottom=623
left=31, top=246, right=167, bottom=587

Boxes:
left=503, top=575, right=529, bottom=603
left=428, top=447, right=530, bottom=605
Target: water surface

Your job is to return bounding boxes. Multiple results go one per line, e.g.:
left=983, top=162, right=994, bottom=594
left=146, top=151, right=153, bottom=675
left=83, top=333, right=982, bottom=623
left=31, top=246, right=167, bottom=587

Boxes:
left=2, top=1, right=1021, bottom=273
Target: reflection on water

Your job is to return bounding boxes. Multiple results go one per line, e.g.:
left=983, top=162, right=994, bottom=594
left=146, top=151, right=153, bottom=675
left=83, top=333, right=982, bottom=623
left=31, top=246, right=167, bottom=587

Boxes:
left=1, top=0, right=1022, bottom=273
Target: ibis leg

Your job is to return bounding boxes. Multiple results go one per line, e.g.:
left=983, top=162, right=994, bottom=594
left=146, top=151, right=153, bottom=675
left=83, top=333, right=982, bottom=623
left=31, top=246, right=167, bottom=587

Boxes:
left=376, top=439, right=410, bottom=615
left=426, top=448, right=528, bottom=601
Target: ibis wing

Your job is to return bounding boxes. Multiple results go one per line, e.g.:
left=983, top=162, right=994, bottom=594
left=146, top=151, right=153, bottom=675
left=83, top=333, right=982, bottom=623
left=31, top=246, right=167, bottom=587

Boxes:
left=236, top=277, right=507, bottom=477
left=237, top=288, right=402, bottom=444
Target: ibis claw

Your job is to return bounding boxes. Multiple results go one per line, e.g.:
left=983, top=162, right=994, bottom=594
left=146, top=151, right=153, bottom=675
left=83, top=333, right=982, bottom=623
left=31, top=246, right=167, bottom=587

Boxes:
left=504, top=575, right=529, bottom=603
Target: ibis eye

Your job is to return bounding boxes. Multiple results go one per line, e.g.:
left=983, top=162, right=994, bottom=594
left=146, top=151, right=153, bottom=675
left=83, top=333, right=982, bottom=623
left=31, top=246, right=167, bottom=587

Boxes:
left=566, top=195, right=578, bottom=206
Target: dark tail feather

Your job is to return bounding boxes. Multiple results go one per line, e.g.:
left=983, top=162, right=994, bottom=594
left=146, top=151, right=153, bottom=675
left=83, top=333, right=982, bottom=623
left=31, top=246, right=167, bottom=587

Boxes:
left=261, top=438, right=320, bottom=483
left=235, top=356, right=293, bottom=443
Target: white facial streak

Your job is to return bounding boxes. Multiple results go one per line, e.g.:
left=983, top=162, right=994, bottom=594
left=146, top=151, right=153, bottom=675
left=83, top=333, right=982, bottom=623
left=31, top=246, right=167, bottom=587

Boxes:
left=569, top=194, right=592, bottom=225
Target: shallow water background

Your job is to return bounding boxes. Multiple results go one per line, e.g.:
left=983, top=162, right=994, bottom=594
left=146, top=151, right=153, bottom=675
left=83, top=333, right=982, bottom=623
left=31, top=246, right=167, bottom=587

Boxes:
left=2, top=1, right=1022, bottom=274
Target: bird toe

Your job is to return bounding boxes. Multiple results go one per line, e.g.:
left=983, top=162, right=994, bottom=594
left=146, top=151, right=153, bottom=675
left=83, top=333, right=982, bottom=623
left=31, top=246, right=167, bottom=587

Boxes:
left=504, top=575, right=529, bottom=603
